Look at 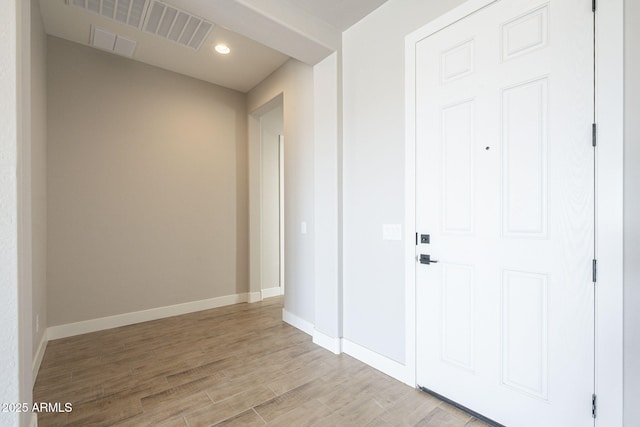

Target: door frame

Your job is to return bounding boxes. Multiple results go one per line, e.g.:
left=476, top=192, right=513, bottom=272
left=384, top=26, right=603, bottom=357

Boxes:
left=279, top=135, right=285, bottom=294
left=403, top=0, right=624, bottom=425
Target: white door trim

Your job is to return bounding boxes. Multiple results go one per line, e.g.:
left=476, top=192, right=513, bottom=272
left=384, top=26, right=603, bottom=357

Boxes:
left=279, top=134, right=285, bottom=294
left=594, top=1, right=624, bottom=425
left=403, top=0, right=624, bottom=424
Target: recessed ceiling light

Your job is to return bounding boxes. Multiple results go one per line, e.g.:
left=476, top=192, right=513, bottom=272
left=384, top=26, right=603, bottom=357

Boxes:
left=215, top=44, right=230, bottom=54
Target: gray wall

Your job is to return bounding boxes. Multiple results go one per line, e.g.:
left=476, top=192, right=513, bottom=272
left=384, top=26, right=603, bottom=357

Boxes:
left=46, top=37, right=248, bottom=326
left=313, top=52, right=341, bottom=339
left=342, top=0, right=465, bottom=364
left=624, top=0, right=639, bottom=424
left=31, top=0, right=47, bottom=362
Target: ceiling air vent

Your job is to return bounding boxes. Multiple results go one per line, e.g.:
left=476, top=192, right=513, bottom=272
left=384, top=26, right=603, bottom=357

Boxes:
left=143, top=1, right=213, bottom=50
left=67, top=0, right=150, bottom=29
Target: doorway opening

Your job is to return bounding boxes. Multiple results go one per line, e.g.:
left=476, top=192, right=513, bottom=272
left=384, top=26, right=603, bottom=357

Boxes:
left=248, top=95, right=285, bottom=302
left=259, top=106, right=284, bottom=299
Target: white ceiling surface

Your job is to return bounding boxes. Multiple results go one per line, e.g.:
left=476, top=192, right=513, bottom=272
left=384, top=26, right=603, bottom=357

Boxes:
left=279, top=0, right=389, bottom=32
left=39, top=0, right=389, bottom=92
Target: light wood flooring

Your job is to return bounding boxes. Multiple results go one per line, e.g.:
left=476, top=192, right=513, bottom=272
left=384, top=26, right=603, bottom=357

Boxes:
left=34, top=297, right=489, bottom=426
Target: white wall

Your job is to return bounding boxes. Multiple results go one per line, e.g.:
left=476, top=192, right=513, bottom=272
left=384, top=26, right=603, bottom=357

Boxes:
left=0, top=0, right=22, bottom=423
left=47, top=37, right=248, bottom=326
left=624, top=0, right=640, bottom=424
left=342, top=0, right=465, bottom=364
left=260, top=105, right=283, bottom=291
left=1, top=0, right=35, bottom=425
left=31, top=0, right=47, bottom=371
left=248, top=59, right=315, bottom=323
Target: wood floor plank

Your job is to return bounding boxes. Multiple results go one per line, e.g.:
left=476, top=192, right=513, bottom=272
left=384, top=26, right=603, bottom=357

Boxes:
left=252, top=381, right=322, bottom=423
left=65, top=390, right=144, bottom=426
left=165, top=357, right=232, bottom=387
left=102, top=372, right=170, bottom=398
left=110, top=392, right=212, bottom=427
left=414, top=406, right=473, bottom=427
left=312, top=395, right=386, bottom=427
left=185, top=385, right=275, bottom=427
left=264, top=398, right=331, bottom=426
left=365, top=417, right=395, bottom=427
left=214, top=409, right=266, bottom=426
left=34, top=382, right=104, bottom=406
left=141, top=377, right=217, bottom=412
left=377, top=389, right=441, bottom=426
left=156, top=417, right=189, bottom=427
left=264, top=361, right=332, bottom=396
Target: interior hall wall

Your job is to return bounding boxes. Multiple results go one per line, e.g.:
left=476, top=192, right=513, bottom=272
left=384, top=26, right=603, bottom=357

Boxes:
left=47, top=37, right=248, bottom=326
left=248, top=59, right=315, bottom=324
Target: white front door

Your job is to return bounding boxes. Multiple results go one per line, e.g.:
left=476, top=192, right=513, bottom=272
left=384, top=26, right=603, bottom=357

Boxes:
left=414, top=1, right=594, bottom=426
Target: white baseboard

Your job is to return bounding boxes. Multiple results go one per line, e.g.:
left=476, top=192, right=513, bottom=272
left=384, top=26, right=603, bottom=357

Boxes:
left=312, top=329, right=342, bottom=354
left=248, top=291, right=262, bottom=303
left=32, top=330, right=48, bottom=385
left=47, top=293, right=250, bottom=340
left=281, top=311, right=342, bottom=355
left=282, top=308, right=314, bottom=336
left=342, top=339, right=413, bottom=386
left=261, top=286, right=283, bottom=299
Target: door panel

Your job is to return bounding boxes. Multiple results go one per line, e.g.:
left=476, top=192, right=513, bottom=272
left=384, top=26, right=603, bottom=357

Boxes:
left=415, top=1, right=594, bottom=426
left=502, top=78, right=548, bottom=237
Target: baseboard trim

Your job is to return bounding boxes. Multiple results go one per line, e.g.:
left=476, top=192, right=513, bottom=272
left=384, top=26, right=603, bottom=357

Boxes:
left=248, top=292, right=262, bottom=303
left=261, top=286, right=283, bottom=299
left=282, top=309, right=314, bottom=336
left=47, top=293, right=250, bottom=340
left=32, top=331, right=48, bottom=385
left=312, top=329, right=342, bottom=354
left=342, top=339, right=413, bottom=386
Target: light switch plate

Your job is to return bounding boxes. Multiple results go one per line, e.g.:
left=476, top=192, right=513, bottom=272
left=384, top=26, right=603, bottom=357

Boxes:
left=383, top=224, right=402, bottom=241
left=301, top=221, right=307, bottom=234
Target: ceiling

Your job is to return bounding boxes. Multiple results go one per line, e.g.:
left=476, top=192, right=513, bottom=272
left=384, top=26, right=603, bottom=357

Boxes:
left=279, top=0, right=389, bottom=32
left=39, top=0, right=389, bottom=92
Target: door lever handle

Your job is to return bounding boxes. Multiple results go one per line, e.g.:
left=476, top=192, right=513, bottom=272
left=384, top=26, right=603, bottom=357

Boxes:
left=419, top=254, right=439, bottom=265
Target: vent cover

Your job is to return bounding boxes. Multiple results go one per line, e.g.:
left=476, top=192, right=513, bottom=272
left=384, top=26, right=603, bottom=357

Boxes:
left=143, top=1, right=213, bottom=50
left=68, top=0, right=149, bottom=29
left=91, top=26, right=137, bottom=57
